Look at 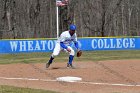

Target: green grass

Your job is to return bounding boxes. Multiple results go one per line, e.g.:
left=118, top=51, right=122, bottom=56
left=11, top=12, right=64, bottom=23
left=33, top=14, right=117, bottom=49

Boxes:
left=0, top=50, right=140, bottom=64
left=0, top=85, right=59, bottom=93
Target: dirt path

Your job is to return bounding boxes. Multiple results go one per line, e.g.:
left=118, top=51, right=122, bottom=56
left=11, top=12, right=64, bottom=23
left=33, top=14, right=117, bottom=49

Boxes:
left=0, top=59, right=140, bottom=93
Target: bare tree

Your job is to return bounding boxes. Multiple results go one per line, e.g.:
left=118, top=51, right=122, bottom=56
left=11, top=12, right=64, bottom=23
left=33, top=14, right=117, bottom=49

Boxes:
left=0, top=0, right=140, bottom=38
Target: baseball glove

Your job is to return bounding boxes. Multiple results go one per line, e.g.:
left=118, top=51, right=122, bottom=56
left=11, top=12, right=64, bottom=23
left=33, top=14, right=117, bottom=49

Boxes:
left=77, top=50, right=82, bottom=57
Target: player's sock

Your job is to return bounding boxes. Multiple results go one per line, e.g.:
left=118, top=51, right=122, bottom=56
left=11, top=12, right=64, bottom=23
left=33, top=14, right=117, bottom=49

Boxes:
left=68, top=55, right=74, bottom=65
left=48, top=56, right=54, bottom=64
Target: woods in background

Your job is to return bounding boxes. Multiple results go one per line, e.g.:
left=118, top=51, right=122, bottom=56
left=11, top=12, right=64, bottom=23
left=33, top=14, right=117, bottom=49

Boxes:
left=0, top=0, right=140, bottom=39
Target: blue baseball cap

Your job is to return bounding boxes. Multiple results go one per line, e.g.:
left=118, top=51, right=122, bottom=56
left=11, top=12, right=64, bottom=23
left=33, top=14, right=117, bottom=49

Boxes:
left=69, top=24, right=76, bottom=30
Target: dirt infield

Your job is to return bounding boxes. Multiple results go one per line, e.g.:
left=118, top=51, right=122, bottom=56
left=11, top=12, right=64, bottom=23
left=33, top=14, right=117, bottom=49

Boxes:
left=0, top=59, right=140, bottom=93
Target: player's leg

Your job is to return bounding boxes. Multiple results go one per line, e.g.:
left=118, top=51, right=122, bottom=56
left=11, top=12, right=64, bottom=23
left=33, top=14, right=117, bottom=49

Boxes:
left=46, top=43, right=61, bottom=68
left=65, top=46, right=75, bottom=68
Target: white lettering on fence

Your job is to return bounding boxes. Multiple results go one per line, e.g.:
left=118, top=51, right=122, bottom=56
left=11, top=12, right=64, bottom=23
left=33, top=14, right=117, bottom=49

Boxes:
left=47, top=40, right=54, bottom=50
left=10, top=40, right=55, bottom=52
left=41, top=41, right=47, bottom=50
left=28, top=41, right=34, bottom=51
left=91, top=38, right=135, bottom=49
left=19, top=41, right=26, bottom=51
left=10, top=41, right=18, bottom=51
left=34, top=41, right=41, bottom=50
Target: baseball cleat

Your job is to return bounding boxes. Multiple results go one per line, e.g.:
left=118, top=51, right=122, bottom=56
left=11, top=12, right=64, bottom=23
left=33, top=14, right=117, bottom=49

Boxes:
left=67, top=63, right=75, bottom=69
left=46, top=62, right=51, bottom=68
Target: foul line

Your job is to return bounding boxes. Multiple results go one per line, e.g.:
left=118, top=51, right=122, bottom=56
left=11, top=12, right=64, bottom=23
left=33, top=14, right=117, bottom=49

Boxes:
left=0, top=77, right=57, bottom=82
left=0, top=77, right=140, bottom=87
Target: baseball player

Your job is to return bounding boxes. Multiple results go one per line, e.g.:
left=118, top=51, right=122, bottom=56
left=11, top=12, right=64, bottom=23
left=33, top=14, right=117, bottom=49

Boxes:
left=46, top=24, right=80, bottom=69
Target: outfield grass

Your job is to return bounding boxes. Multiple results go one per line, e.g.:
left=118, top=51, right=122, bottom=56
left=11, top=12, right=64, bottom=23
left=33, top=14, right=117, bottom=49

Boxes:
left=0, top=50, right=140, bottom=64
left=0, top=50, right=140, bottom=93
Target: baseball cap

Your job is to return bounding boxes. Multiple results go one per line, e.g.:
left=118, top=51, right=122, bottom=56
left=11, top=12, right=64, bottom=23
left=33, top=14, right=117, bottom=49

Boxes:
left=69, top=24, right=76, bottom=30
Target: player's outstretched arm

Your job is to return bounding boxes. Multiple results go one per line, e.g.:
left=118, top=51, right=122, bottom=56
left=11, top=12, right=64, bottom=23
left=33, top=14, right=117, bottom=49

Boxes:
left=60, top=42, right=71, bottom=52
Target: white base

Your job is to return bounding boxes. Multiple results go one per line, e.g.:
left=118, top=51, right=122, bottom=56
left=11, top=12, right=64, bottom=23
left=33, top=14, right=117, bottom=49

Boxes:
left=56, top=76, right=82, bottom=82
